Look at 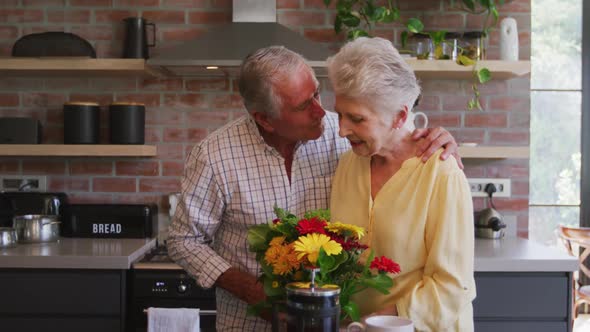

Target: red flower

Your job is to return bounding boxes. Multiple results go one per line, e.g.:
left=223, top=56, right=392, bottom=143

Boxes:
left=328, top=233, right=368, bottom=251
left=370, top=256, right=401, bottom=274
left=272, top=218, right=281, bottom=224
left=296, top=217, right=327, bottom=235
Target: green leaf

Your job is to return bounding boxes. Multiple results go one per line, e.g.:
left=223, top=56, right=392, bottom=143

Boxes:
left=406, top=18, right=424, bottom=34
left=323, top=0, right=331, bottom=7
left=477, top=68, right=491, bottom=83
left=318, top=248, right=336, bottom=274
left=361, top=273, right=393, bottom=294
left=341, top=12, right=361, bottom=27
left=462, top=0, right=476, bottom=11
left=429, top=30, right=447, bottom=45
left=342, top=302, right=361, bottom=322
left=457, top=54, right=476, bottom=66
left=263, top=277, right=285, bottom=297
left=363, top=249, right=375, bottom=273
left=248, top=224, right=271, bottom=251
left=334, top=15, right=343, bottom=34
left=401, top=31, right=409, bottom=48
left=371, top=7, right=386, bottom=22
left=348, top=29, right=369, bottom=40
left=468, top=98, right=477, bottom=110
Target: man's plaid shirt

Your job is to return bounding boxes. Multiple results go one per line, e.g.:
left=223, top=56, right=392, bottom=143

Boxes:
left=168, top=112, right=349, bottom=331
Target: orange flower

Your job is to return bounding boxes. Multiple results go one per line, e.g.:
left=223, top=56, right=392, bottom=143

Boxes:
left=265, top=242, right=301, bottom=275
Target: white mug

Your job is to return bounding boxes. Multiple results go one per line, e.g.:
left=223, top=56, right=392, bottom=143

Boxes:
left=347, top=315, right=413, bottom=332
left=411, top=111, right=428, bottom=130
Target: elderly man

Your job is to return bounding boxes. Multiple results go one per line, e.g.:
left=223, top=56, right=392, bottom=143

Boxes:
left=167, top=45, right=460, bottom=331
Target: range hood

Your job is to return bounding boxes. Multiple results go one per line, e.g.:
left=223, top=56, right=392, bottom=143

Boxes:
left=148, top=0, right=332, bottom=76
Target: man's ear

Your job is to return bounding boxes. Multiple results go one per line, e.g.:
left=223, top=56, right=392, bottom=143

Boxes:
left=252, top=111, right=275, bottom=133
left=393, top=106, right=409, bottom=129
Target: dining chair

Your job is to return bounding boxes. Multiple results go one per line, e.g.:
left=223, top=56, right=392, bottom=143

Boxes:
left=557, top=225, right=590, bottom=319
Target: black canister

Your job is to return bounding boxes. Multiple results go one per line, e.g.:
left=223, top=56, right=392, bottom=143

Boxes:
left=122, top=17, right=156, bottom=59
left=63, top=102, right=100, bottom=144
left=279, top=283, right=340, bottom=332
left=109, top=102, right=145, bottom=144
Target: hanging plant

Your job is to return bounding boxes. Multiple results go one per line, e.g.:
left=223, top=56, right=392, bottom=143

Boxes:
left=324, top=0, right=400, bottom=40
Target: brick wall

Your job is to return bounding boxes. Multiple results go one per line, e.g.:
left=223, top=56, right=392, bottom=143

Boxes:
left=0, top=0, right=531, bottom=236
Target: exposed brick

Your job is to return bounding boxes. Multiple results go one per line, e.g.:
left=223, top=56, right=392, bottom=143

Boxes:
left=211, top=94, right=244, bottom=109
left=0, top=10, right=43, bottom=23
left=139, top=178, right=181, bottom=192
left=211, top=0, right=231, bottom=9
left=279, top=11, right=326, bottom=26
left=95, top=10, right=140, bottom=23
left=304, top=28, right=345, bottom=43
left=70, top=25, right=114, bottom=41
left=22, top=0, right=66, bottom=5
left=22, top=93, right=67, bottom=107
left=156, top=144, right=184, bottom=160
left=488, top=96, right=529, bottom=112
left=23, top=161, right=66, bottom=175
left=162, top=161, right=184, bottom=176
left=398, top=0, right=442, bottom=11
left=464, top=113, right=507, bottom=128
left=441, top=95, right=473, bottom=111
left=114, top=0, right=159, bottom=6
left=68, top=193, right=114, bottom=204
left=145, top=108, right=184, bottom=126
left=508, top=112, right=529, bottom=129
left=414, top=95, right=440, bottom=112
left=70, top=0, right=113, bottom=6
left=48, top=177, right=90, bottom=191
left=161, top=0, right=208, bottom=7
left=42, top=126, right=63, bottom=143
left=145, top=127, right=162, bottom=143
left=278, top=0, right=300, bottom=9
left=511, top=180, right=529, bottom=196
left=188, top=11, right=232, bottom=24
left=163, top=128, right=187, bottom=142
left=141, top=78, right=184, bottom=91
left=70, top=161, right=113, bottom=175
left=187, top=128, right=207, bottom=141
left=161, top=26, right=206, bottom=41
left=163, top=94, right=207, bottom=109
left=115, top=94, right=160, bottom=107
left=421, top=14, right=464, bottom=29
left=44, top=78, right=91, bottom=91
left=426, top=112, right=461, bottom=128
left=91, top=78, right=137, bottom=91
left=303, top=0, right=335, bottom=9
left=501, top=0, right=531, bottom=13
left=93, top=177, right=136, bottom=192
left=186, top=78, right=229, bottom=92
left=0, top=93, right=18, bottom=107
left=143, top=10, right=186, bottom=24
left=0, top=26, right=18, bottom=40
left=485, top=160, right=529, bottom=178
left=449, top=128, right=486, bottom=144
left=488, top=130, right=529, bottom=145
left=116, top=161, right=159, bottom=176
left=186, top=111, right=230, bottom=127
left=115, top=194, right=162, bottom=204
left=493, top=198, right=529, bottom=212
left=69, top=94, right=114, bottom=106
left=0, top=160, right=19, bottom=174
left=47, top=10, right=91, bottom=24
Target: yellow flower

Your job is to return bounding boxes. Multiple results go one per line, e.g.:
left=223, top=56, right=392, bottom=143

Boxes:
left=272, top=281, right=279, bottom=288
left=326, top=222, right=365, bottom=239
left=293, top=233, right=343, bottom=264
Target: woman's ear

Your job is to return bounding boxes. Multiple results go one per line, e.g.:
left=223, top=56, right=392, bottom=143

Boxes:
left=393, top=106, right=409, bottom=130
left=252, top=111, right=275, bottom=133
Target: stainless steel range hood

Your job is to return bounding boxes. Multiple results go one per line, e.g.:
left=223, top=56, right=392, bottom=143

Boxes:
left=148, top=0, right=332, bottom=77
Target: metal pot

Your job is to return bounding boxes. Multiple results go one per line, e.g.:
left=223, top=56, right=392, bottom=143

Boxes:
left=0, top=227, right=18, bottom=248
left=13, top=215, right=60, bottom=243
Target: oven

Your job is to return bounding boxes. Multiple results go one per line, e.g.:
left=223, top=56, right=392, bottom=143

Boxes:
left=129, top=245, right=217, bottom=332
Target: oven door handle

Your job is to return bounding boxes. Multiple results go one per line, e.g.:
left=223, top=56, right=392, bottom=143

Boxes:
left=143, top=308, right=216, bottom=315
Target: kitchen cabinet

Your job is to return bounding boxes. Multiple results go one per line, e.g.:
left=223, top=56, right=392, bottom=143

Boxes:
left=473, top=272, right=572, bottom=332
left=0, top=144, right=157, bottom=157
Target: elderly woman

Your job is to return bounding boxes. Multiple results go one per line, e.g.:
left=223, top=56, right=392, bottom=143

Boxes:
left=327, top=37, right=476, bottom=331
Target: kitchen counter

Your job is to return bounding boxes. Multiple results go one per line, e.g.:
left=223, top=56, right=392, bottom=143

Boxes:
left=474, top=237, right=577, bottom=272
left=0, top=237, right=156, bottom=269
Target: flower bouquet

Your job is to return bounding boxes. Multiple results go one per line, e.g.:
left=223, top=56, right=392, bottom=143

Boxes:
left=247, top=206, right=401, bottom=321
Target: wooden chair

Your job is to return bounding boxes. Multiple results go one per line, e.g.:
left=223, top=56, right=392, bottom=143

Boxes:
left=557, top=225, right=590, bottom=319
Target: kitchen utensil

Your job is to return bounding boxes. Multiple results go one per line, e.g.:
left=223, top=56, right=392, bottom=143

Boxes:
left=475, top=207, right=506, bottom=239
left=63, top=102, right=100, bottom=144
left=123, top=17, right=156, bottom=59
left=0, top=117, right=42, bottom=144
left=168, top=193, right=180, bottom=218
left=0, top=227, right=18, bottom=248
left=11, top=32, right=96, bottom=58
left=13, top=214, right=60, bottom=243
left=109, top=102, right=145, bottom=144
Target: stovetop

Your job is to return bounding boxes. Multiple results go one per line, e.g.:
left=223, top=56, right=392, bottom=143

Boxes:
left=132, top=244, right=184, bottom=270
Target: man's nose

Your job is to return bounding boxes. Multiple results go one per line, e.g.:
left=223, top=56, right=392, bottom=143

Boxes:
left=310, top=99, right=325, bottom=118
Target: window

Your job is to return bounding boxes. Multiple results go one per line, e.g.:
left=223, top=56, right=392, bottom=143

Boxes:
left=529, top=0, right=582, bottom=246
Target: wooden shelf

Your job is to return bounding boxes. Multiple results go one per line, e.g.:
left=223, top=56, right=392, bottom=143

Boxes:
left=407, top=59, right=530, bottom=80
left=459, top=146, right=529, bottom=159
left=0, top=58, right=166, bottom=78
left=0, top=144, right=157, bottom=157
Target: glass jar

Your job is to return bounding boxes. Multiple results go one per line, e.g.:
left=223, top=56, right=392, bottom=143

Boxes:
left=461, top=31, right=487, bottom=60
left=280, top=282, right=341, bottom=332
left=443, top=32, right=460, bottom=60
left=407, top=33, right=432, bottom=60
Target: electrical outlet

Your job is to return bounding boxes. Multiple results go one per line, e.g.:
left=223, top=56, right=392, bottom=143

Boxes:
left=467, top=178, right=511, bottom=197
left=0, top=175, right=47, bottom=192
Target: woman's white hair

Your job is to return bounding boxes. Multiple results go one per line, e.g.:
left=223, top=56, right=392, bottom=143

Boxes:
left=327, top=37, right=421, bottom=127
left=239, top=46, right=314, bottom=118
